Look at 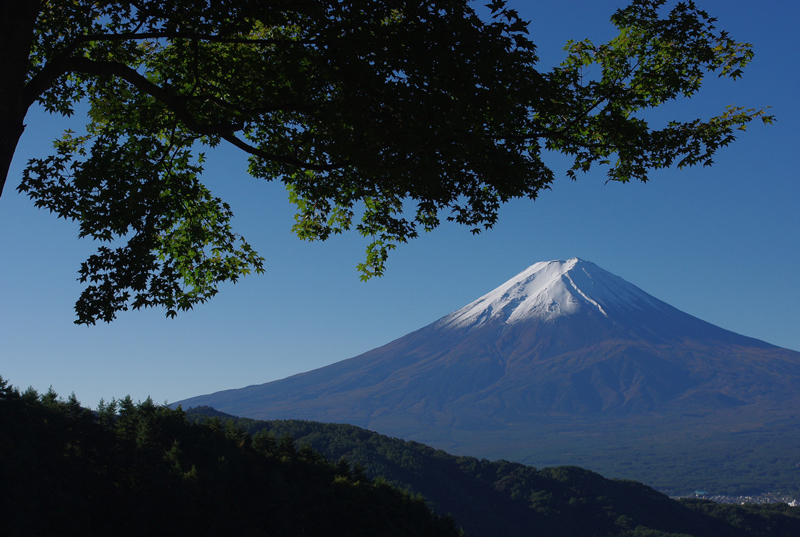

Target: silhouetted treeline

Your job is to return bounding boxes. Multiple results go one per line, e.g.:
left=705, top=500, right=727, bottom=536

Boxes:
left=0, top=377, right=461, bottom=536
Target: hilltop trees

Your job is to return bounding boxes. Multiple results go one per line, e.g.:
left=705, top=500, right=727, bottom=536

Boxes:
left=0, top=376, right=462, bottom=536
left=1, top=0, right=770, bottom=323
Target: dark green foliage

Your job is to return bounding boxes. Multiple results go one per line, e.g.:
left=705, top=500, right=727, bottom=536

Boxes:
left=185, top=407, right=800, bottom=537
left=0, top=377, right=461, bottom=537
left=2, top=0, right=772, bottom=323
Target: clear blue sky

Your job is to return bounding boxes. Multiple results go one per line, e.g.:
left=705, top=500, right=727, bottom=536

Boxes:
left=1, top=0, right=798, bottom=409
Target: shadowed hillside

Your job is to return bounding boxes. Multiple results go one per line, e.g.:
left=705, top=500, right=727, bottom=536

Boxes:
left=186, top=406, right=800, bottom=537
left=0, top=377, right=460, bottom=537
left=5, top=372, right=799, bottom=537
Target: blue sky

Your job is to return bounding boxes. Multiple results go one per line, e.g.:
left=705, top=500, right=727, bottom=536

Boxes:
left=1, top=0, right=798, bottom=409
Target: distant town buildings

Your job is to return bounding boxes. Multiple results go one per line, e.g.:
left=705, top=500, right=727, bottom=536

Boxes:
left=686, top=492, right=799, bottom=505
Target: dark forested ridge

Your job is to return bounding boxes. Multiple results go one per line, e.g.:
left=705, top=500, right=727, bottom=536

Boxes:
left=174, top=261, right=800, bottom=498
left=0, top=377, right=460, bottom=537
left=4, top=373, right=799, bottom=537
left=186, top=406, right=800, bottom=537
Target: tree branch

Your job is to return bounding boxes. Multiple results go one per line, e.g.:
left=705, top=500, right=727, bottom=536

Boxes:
left=0, top=0, right=42, bottom=198
left=26, top=56, right=345, bottom=172
left=73, top=31, right=318, bottom=47
left=219, top=132, right=344, bottom=172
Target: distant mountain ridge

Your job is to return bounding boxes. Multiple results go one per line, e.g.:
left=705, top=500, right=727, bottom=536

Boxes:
left=176, top=258, right=800, bottom=493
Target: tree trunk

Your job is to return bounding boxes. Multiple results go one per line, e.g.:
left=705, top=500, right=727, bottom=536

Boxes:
left=0, top=0, right=41, bottom=198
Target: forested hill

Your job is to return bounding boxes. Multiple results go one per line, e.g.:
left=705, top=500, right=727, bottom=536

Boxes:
left=186, top=406, right=800, bottom=537
left=0, top=377, right=460, bottom=537
left=4, top=374, right=799, bottom=537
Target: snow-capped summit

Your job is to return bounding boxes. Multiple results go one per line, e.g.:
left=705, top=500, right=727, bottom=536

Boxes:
left=438, top=258, right=662, bottom=330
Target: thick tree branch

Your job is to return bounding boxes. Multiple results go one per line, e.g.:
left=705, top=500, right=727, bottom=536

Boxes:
left=0, top=0, right=42, bottom=198
left=25, top=29, right=317, bottom=102
left=74, top=31, right=318, bottom=46
left=27, top=55, right=345, bottom=172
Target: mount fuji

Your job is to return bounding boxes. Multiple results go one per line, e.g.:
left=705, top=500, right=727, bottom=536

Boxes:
left=176, top=259, right=800, bottom=490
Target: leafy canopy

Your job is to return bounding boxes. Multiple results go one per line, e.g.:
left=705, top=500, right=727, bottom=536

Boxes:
left=5, top=0, right=771, bottom=324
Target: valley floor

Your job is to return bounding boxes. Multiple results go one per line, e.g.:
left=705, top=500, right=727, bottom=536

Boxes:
left=673, top=493, right=799, bottom=506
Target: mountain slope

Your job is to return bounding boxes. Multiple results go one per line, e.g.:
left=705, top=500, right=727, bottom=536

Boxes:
left=175, top=259, right=800, bottom=492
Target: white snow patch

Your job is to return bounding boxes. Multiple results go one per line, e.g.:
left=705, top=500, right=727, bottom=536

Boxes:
left=564, top=272, right=608, bottom=317
left=437, top=258, right=663, bottom=330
